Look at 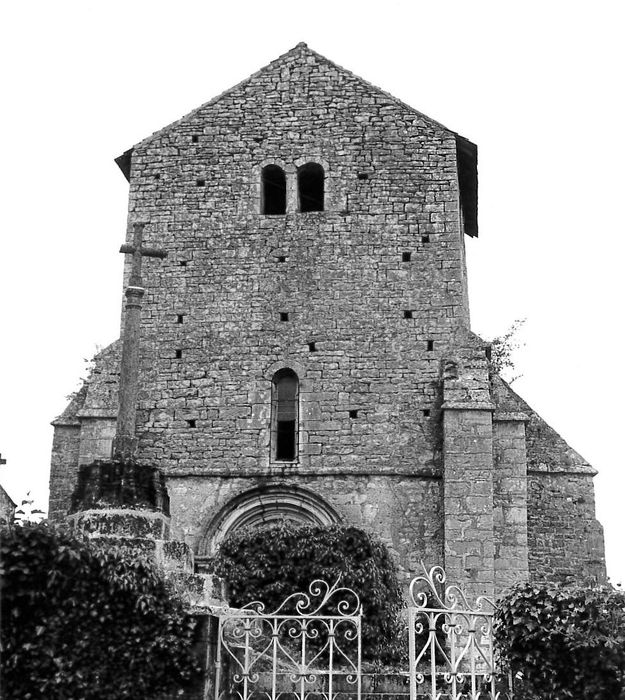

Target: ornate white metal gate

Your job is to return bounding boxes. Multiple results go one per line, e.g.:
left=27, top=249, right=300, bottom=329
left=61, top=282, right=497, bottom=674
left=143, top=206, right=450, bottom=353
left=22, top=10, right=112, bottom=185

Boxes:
left=407, top=566, right=512, bottom=700
left=214, top=580, right=362, bottom=700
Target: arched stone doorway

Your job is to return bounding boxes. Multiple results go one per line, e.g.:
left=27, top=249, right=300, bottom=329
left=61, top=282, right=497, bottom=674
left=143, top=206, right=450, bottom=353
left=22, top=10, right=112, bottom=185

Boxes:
left=196, top=485, right=342, bottom=559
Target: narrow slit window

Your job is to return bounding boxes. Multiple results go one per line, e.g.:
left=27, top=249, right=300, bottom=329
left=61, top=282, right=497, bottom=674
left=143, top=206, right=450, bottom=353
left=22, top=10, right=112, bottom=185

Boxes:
left=272, top=369, right=298, bottom=461
left=261, top=165, right=287, bottom=215
left=298, top=162, right=324, bottom=212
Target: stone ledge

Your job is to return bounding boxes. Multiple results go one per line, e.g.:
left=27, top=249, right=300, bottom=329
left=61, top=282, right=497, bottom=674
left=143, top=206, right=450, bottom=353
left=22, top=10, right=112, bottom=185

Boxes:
left=164, top=467, right=443, bottom=478
left=441, top=401, right=495, bottom=411
left=493, top=411, right=529, bottom=422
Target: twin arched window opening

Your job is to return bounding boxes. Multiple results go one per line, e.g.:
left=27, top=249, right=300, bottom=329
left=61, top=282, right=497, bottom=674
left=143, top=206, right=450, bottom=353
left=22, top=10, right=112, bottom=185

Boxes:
left=271, top=368, right=298, bottom=461
left=261, top=163, right=324, bottom=215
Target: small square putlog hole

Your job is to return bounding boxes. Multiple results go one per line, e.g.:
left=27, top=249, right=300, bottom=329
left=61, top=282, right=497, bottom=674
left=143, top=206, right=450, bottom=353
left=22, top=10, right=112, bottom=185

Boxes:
left=280, top=312, right=289, bottom=322
left=175, top=349, right=183, bottom=359
left=422, top=235, right=430, bottom=243
left=404, top=310, right=413, bottom=319
left=423, top=409, right=431, bottom=417
left=180, top=260, right=188, bottom=267
left=427, top=340, right=434, bottom=351
left=308, top=342, right=317, bottom=352
left=196, top=179, right=206, bottom=187
left=186, top=419, right=197, bottom=428
left=357, top=172, right=369, bottom=180
left=192, top=135, right=199, bottom=143
left=349, top=409, right=359, bottom=419
left=176, top=314, right=184, bottom=324
left=276, top=255, right=287, bottom=263
left=402, top=252, right=411, bottom=262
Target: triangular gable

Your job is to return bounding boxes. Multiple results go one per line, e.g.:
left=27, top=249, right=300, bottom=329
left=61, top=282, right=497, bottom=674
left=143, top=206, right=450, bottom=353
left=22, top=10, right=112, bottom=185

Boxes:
left=491, top=374, right=595, bottom=475
left=114, top=43, right=478, bottom=236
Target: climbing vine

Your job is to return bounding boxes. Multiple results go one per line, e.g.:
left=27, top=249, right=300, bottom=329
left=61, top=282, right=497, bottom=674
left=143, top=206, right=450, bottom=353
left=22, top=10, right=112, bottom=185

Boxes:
left=1, top=523, right=201, bottom=699
left=494, top=581, right=625, bottom=699
left=213, top=523, right=406, bottom=666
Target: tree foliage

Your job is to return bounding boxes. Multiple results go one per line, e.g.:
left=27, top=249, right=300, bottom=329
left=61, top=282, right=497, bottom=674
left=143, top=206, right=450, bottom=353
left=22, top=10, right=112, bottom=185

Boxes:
left=494, top=581, right=625, bottom=700
left=488, top=317, right=526, bottom=384
left=1, top=522, right=201, bottom=699
left=213, top=523, right=406, bottom=666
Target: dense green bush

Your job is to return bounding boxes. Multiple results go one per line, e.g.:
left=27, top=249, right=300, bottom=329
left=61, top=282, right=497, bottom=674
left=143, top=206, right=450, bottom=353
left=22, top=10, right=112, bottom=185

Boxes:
left=494, top=581, right=625, bottom=700
left=1, top=523, right=201, bottom=699
left=213, top=523, right=406, bottom=666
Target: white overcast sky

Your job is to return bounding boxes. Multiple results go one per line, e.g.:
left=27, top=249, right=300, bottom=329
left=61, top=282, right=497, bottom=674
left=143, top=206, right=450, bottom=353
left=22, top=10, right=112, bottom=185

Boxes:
left=1, top=0, right=623, bottom=585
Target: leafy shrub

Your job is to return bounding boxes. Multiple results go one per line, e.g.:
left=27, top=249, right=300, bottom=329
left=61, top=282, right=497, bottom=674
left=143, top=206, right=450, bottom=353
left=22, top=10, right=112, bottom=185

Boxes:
left=494, top=581, right=625, bottom=700
left=213, top=523, right=406, bottom=666
left=1, top=522, right=201, bottom=699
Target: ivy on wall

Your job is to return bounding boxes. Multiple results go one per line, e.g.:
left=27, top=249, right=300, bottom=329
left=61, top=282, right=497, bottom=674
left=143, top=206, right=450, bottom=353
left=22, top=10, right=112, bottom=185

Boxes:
left=213, top=523, right=406, bottom=666
left=0, top=523, right=201, bottom=700
left=494, top=581, right=625, bottom=700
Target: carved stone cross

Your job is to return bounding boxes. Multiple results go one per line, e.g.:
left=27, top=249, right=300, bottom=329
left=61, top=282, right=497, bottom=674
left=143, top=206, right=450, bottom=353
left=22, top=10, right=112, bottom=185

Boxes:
left=113, top=222, right=167, bottom=461
left=120, top=221, right=167, bottom=287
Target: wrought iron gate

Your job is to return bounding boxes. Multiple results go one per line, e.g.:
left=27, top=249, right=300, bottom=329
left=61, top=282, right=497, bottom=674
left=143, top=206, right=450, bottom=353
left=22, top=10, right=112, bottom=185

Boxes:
left=407, top=566, right=512, bottom=700
left=214, top=580, right=362, bottom=700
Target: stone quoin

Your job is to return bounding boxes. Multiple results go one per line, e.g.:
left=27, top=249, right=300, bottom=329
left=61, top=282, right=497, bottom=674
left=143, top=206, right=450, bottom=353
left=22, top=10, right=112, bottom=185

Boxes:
left=49, top=43, right=606, bottom=603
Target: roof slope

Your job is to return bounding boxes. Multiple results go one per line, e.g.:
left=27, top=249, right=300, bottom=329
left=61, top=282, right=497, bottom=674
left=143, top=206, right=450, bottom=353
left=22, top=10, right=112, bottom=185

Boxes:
left=491, top=374, right=595, bottom=475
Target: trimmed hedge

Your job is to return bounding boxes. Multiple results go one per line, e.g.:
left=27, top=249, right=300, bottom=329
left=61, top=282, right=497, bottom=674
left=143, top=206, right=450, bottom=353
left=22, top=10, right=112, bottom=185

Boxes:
left=213, top=523, right=406, bottom=665
left=0, top=523, right=201, bottom=699
left=495, top=581, right=625, bottom=700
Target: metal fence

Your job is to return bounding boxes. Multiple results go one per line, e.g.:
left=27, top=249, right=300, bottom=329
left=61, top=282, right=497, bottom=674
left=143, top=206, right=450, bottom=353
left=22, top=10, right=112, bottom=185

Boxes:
left=407, top=566, right=512, bottom=700
left=214, top=568, right=511, bottom=700
left=214, top=580, right=362, bottom=700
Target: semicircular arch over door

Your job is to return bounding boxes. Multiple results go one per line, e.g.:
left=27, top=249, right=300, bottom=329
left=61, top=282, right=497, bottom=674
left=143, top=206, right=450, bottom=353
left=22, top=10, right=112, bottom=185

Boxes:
left=196, top=485, right=342, bottom=557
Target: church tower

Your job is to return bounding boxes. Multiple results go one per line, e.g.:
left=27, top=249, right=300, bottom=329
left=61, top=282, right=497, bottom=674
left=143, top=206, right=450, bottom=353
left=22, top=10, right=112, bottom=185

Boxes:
left=49, top=44, right=605, bottom=598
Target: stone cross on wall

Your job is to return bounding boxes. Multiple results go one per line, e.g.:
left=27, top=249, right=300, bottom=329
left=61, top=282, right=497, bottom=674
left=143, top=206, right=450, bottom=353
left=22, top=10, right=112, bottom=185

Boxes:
left=113, top=222, right=167, bottom=461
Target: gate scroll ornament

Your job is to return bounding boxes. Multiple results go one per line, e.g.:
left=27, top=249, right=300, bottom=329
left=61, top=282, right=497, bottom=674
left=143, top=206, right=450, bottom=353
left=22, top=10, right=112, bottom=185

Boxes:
left=215, top=580, right=362, bottom=700
left=407, top=566, right=512, bottom=700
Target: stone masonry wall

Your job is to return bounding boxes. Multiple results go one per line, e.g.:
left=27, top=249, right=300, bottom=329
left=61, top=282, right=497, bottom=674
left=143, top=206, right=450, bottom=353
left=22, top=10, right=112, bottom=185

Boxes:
left=491, top=376, right=606, bottom=583
left=112, top=44, right=470, bottom=566
left=49, top=424, right=81, bottom=522
left=168, top=474, right=443, bottom=585
left=492, top=417, right=529, bottom=592
left=48, top=44, right=606, bottom=589
left=528, top=472, right=605, bottom=583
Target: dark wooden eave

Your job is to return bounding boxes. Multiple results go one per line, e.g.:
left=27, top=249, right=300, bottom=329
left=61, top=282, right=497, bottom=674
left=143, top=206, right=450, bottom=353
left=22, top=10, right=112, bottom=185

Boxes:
left=115, top=148, right=133, bottom=182
left=455, top=135, right=478, bottom=237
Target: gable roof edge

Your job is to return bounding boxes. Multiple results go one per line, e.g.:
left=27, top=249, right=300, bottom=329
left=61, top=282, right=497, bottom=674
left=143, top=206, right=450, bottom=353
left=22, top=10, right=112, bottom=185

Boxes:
left=115, top=42, right=476, bottom=178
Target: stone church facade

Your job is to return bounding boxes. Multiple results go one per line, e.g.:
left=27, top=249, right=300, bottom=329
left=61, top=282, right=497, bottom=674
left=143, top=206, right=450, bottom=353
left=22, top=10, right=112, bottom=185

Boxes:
left=49, top=43, right=605, bottom=600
